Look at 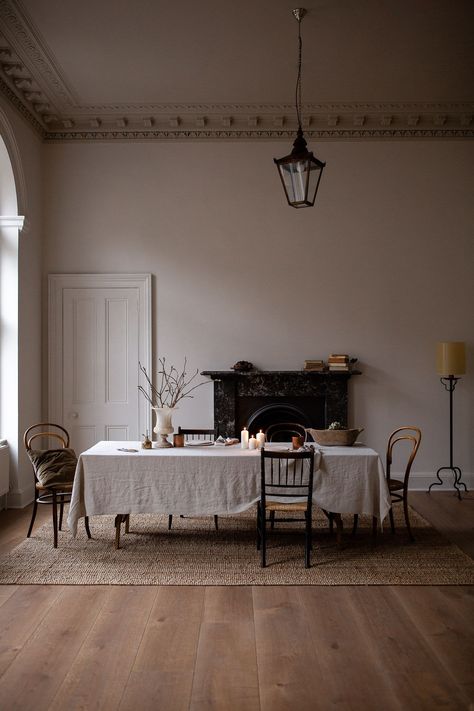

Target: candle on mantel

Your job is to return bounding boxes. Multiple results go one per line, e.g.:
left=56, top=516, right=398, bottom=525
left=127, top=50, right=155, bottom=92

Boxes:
left=248, top=435, right=258, bottom=450
left=256, top=430, right=265, bottom=448
left=241, top=426, right=249, bottom=449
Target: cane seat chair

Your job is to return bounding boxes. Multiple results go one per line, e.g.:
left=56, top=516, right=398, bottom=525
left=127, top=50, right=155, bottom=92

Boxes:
left=257, top=447, right=315, bottom=568
left=265, top=422, right=307, bottom=443
left=168, top=427, right=218, bottom=531
left=24, top=423, right=91, bottom=548
left=352, top=426, right=421, bottom=541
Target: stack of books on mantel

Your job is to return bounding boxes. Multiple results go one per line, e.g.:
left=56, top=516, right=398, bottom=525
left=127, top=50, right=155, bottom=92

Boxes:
left=303, top=359, right=325, bottom=372
left=328, top=354, right=350, bottom=371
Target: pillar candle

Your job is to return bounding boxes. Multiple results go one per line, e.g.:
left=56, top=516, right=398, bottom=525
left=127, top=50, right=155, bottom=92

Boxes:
left=248, top=435, right=257, bottom=450
left=256, top=430, right=265, bottom=448
left=241, top=426, right=249, bottom=449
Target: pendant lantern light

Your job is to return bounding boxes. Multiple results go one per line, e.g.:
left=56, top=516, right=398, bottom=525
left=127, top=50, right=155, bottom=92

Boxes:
left=274, top=8, right=326, bottom=208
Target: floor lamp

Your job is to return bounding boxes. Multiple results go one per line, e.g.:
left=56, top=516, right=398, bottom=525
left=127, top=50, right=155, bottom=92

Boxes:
left=429, top=341, right=467, bottom=499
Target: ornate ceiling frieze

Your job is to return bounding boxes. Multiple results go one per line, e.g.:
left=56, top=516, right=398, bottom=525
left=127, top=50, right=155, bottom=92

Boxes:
left=0, top=0, right=473, bottom=142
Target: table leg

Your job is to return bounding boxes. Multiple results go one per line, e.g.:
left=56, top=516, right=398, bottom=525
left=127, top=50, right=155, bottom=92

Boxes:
left=114, top=514, right=127, bottom=549
left=333, top=513, right=343, bottom=547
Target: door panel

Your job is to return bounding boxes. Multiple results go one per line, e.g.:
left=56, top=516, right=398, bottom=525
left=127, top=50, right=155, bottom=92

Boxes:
left=62, top=287, right=139, bottom=452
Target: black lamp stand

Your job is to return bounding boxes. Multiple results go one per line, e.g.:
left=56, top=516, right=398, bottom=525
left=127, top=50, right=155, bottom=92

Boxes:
left=428, top=375, right=467, bottom=499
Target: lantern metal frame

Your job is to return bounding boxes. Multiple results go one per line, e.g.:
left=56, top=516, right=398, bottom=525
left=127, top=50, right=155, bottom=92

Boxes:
left=274, top=8, right=326, bottom=208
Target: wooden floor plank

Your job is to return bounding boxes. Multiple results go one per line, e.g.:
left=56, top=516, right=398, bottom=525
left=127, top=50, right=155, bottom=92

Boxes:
left=0, top=585, right=17, bottom=608
left=298, top=586, right=402, bottom=710
left=189, top=587, right=260, bottom=711
left=393, top=585, right=474, bottom=701
left=0, top=505, right=50, bottom=556
left=119, top=586, right=204, bottom=711
left=410, top=492, right=474, bottom=559
left=253, top=586, right=326, bottom=711
left=48, top=586, right=158, bottom=711
left=352, top=586, right=472, bottom=710
left=0, top=585, right=63, bottom=679
left=0, top=586, right=109, bottom=711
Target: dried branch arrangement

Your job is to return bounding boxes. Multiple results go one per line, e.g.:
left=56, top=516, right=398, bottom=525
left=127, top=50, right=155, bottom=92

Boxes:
left=138, top=358, right=208, bottom=408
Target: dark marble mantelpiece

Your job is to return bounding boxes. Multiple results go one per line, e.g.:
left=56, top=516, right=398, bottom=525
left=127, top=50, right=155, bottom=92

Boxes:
left=202, top=370, right=361, bottom=438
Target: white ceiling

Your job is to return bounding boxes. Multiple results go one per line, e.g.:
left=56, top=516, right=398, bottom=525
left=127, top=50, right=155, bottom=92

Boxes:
left=0, top=0, right=473, bottom=140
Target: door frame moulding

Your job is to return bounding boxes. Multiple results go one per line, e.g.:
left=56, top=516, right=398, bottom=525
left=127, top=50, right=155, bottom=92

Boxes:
left=48, top=273, right=152, bottom=441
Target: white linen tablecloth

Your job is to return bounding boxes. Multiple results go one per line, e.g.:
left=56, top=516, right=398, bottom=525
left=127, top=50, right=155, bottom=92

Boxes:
left=67, top=441, right=391, bottom=536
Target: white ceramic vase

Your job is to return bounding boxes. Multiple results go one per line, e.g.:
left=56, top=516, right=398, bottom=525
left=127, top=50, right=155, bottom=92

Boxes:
left=152, top=406, right=176, bottom=448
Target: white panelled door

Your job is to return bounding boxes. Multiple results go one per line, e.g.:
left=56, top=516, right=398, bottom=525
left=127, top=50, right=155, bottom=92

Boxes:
left=49, top=274, right=151, bottom=454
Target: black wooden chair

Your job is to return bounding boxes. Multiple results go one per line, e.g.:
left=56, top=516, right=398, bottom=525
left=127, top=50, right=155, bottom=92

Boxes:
left=257, top=447, right=315, bottom=568
left=265, top=422, right=307, bottom=443
left=24, top=422, right=91, bottom=548
left=352, top=426, right=421, bottom=541
left=168, top=427, right=219, bottom=531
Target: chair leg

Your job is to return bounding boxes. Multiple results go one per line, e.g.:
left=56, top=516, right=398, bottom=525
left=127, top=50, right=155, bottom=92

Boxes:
left=27, top=497, right=38, bottom=538
left=256, top=503, right=261, bottom=550
left=305, top=511, right=312, bottom=568
left=403, top=495, right=414, bottom=542
left=52, top=491, right=58, bottom=548
left=261, top=508, right=266, bottom=568
left=352, top=514, right=359, bottom=536
left=59, top=497, right=64, bottom=531
left=125, top=514, right=130, bottom=533
left=389, top=506, right=395, bottom=534
left=213, top=515, right=218, bottom=531
left=84, top=516, right=92, bottom=539
left=114, top=514, right=122, bottom=549
left=168, top=514, right=173, bottom=530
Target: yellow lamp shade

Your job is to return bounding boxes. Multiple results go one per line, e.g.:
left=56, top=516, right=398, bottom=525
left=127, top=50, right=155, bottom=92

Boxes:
left=436, top=342, right=466, bottom=376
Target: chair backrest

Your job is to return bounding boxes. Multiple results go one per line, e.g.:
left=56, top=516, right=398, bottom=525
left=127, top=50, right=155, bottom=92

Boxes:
left=24, top=422, right=70, bottom=451
left=178, top=427, right=215, bottom=442
left=265, top=422, right=306, bottom=443
left=24, top=423, right=77, bottom=488
left=260, top=448, right=315, bottom=508
left=386, top=426, right=421, bottom=487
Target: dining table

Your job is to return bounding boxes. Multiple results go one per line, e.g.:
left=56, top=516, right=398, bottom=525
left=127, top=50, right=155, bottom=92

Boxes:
left=67, top=440, right=391, bottom=540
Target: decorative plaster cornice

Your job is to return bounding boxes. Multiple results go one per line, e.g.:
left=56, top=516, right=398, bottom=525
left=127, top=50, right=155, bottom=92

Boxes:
left=0, top=0, right=473, bottom=142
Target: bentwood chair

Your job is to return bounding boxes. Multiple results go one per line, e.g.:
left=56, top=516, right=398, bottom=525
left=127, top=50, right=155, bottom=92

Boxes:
left=168, top=427, right=219, bottom=531
left=24, top=423, right=91, bottom=548
left=352, top=426, right=421, bottom=541
left=264, top=422, right=307, bottom=530
left=265, top=422, right=307, bottom=443
left=257, top=447, right=315, bottom=568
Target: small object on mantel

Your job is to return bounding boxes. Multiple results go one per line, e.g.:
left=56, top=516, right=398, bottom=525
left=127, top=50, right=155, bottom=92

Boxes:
left=231, top=360, right=254, bottom=372
left=327, top=355, right=358, bottom=372
left=304, top=359, right=325, bottom=372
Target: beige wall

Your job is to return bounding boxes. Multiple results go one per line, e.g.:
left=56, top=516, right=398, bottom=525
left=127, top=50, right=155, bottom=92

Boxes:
left=0, top=95, right=43, bottom=506
left=42, top=138, right=474, bottom=486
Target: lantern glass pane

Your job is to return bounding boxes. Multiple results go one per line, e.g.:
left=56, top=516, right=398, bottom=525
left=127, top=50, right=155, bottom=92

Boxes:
left=279, top=159, right=309, bottom=205
left=307, top=159, right=323, bottom=205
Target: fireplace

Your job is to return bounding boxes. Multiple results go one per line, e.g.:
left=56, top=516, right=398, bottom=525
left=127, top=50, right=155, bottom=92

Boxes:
left=201, top=370, right=360, bottom=438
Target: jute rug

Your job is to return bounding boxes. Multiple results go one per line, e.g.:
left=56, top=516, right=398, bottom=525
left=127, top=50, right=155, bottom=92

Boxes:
left=1, top=507, right=473, bottom=585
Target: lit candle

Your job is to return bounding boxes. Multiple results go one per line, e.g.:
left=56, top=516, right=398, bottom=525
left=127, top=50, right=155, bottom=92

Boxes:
left=241, top=426, right=249, bottom=449
left=256, top=430, right=265, bottom=448
left=249, top=435, right=257, bottom=450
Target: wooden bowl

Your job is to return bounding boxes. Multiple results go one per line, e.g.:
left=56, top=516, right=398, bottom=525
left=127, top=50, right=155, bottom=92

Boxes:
left=306, top=428, right=364, bottom=447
